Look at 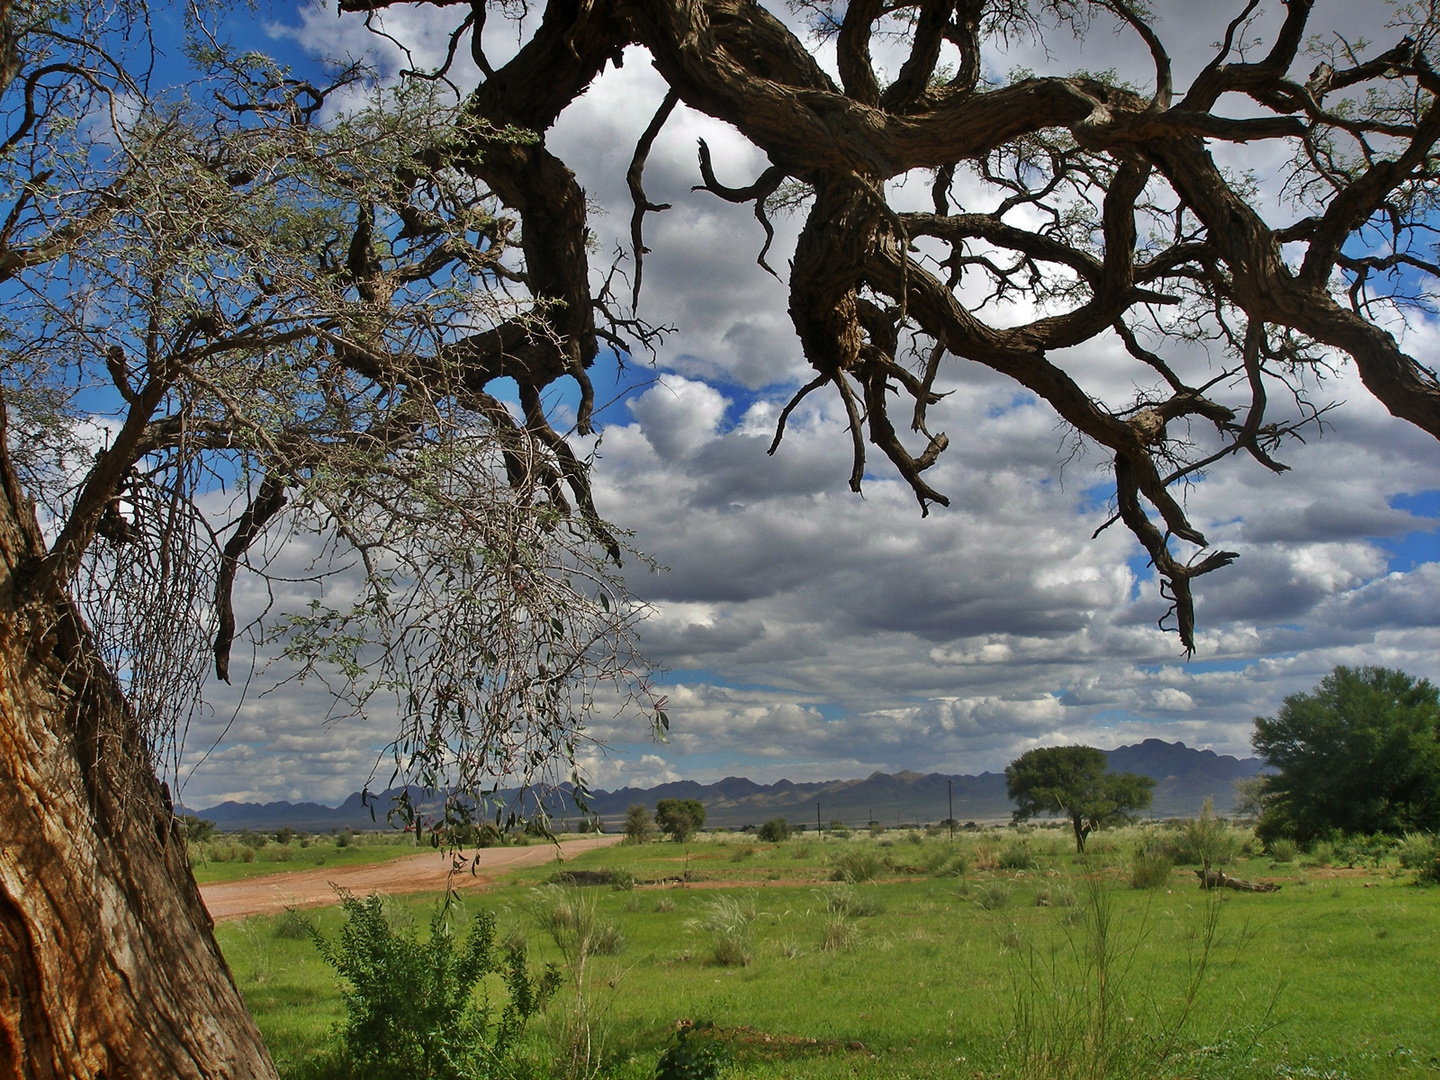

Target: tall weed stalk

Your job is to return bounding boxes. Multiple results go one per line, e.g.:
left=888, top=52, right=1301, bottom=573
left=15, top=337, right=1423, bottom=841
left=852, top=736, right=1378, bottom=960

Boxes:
left=1000, top=870, right=1253, bottom=1080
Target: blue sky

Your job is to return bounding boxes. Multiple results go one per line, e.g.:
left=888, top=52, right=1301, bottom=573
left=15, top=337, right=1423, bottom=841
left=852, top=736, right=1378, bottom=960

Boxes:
left=159, top=0, right=1440, bottom=806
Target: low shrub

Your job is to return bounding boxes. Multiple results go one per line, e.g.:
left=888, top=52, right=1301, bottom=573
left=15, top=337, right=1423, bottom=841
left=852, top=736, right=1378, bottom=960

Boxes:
left=998, top=840, right=1038, bottom=871
left=757, top=818, right=791, bottom=843
left=310, top=892, right=558, bottom=1080
left=925, top=850, right=969, bottom=878
left=655, top=1021, right=729, bottom=1080
left=1130, top=846, right=1173, bottom=890
left=824, top=884, right=885, bottom=918
left=1268, top=837, right=1298, bottom=864
left=977, top=882, right=1011, bottom=910
left=830, top=848, right=884, bottom=883
left=273, top=908, right=312, bottom=940
left=1398, top=833, right=1440, bottom=884
left=820, top=912, right=858, bottom=951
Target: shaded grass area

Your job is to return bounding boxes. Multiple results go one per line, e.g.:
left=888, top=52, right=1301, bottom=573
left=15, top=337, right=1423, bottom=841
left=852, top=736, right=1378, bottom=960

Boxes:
left=217, top=827, right=1440, bottom=1079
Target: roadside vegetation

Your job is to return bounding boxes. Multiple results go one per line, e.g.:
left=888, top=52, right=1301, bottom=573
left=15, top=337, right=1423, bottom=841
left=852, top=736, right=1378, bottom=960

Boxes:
left=216, top=820, right=1440, bottom=1080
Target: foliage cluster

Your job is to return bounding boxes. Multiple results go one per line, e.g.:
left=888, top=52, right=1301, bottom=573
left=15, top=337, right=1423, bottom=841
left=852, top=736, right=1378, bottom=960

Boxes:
left=309, top=893, right=558, bottom=1080
left=756, top=819, right=792, bottom=843
left=1253, top=667, right=1440, bottom=845
left=1005, top=747, right=1155, bottom=853
left=655, top=800, right=707, bottom=843
left=624, top=805, right=655, bottom=845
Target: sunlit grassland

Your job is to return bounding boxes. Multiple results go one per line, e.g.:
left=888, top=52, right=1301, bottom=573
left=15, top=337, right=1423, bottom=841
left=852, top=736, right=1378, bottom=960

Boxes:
left=215, top=826, right=1440, bottom=1079
left=190, top=831, right=425, bottom=883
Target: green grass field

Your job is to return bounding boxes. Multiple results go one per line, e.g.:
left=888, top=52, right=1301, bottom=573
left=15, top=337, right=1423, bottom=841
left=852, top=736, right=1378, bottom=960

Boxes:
left=215, top=824, right=1440, bottom=1080
left=190, top=830, right=426, bottom=883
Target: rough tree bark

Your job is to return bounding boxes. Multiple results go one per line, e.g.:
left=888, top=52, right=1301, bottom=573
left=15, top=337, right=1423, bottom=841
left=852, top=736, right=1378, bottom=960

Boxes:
left=0, top=412, right=277, bottom=1077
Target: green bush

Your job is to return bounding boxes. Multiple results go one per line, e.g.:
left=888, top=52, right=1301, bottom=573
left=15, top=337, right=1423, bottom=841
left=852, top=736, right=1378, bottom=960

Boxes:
left=1129, top=846, right=1173, bottom=890
left=998, top=840, right=1038, bottom=870
left=655, top=1021, right=729, bottom=1080
left=310, top=892, right=558, bottom=1080
left=830, top=848, right=884, bottom=883
left=624, top=804, right=655, bottom=845
left=756, top=818, right=791, bottom=843
left=1267, top=837, right=1298, bottom=863
left=1398, top=833, right=1440, bottom=884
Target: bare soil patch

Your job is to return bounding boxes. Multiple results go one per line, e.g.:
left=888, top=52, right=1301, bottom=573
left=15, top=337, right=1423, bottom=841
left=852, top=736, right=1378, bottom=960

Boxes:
left=200, top=835, right=623, bottom=921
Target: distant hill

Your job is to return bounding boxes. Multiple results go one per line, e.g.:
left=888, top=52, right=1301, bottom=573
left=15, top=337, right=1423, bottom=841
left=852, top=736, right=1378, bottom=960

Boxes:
left=187, top=739, right=1264, bottom=832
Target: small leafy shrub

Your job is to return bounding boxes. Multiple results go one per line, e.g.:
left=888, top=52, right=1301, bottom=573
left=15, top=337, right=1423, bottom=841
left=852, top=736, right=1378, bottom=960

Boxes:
left=240, top=846, right=255, bottom=863
left=608, top=868, right=635, bottom=891
left=729, top=844, right=757, bottom=862
left=977, top=882, right=1011, bottom=910
left=905, top=830, right=925, bottom=846
left=998, top=840, right=1037, bottom=871
left=831, top=848, right=884, bottom=883
left=270, top=844, right=294, bottom=863
left=1334, top=832, right=1393, bottom=868
left=311, top=892, right=558, bottom=1080
left=757, top=818, right=791, bottom=842
left=655, top=1021, right=729, bottom=1080
left=868, top=822, right=886, bottom=837
left=1268, top=837, right=1298, bottom=864
left=789, top=840, right=813, bottom=859
left=1303, top=840, right=1335, bottom=868
left=335, top=831, right=351, bottom=848
left=1130, top=846, right=1173, bottom=890
left=1398, top=833, right=1440, bottom=884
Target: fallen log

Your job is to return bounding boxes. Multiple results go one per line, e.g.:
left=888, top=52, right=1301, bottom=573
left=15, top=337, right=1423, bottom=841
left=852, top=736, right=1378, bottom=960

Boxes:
left=1195, top=869, right=1281, bottom=893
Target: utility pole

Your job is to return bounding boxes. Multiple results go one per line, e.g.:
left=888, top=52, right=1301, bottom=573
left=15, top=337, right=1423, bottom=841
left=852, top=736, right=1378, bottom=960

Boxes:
left=948, top=778, right=954, bottom=839
left=817, top=801, right=822, bottom=837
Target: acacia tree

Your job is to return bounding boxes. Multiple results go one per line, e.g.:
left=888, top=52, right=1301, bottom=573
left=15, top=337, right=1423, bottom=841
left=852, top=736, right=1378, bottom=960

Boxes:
left=344, top=0, right=1440, bottom=655
left=655, top=797, right=706, bottom=840
left=1252, top=665, right=1440, bottom=845
left=12, top=0, right=1440, bottom=1071
left=1006, top=745, right=1155, bottom=852
left=0, top=6, right=656, bottom=1076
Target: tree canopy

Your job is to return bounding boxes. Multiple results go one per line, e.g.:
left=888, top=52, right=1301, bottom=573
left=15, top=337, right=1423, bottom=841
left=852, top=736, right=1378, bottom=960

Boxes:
left=337, top=0, right=1440, bottom=654
left=655, top=797, right=707, bottom=841
left=1006, top=745, right=1155, bottom=851
left=1252, top=665, right=1440, bottom=845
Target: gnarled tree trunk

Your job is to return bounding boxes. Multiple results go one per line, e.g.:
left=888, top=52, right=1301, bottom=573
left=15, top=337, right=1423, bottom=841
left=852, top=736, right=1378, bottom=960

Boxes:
left=0, top=433, right=276, bottom=1078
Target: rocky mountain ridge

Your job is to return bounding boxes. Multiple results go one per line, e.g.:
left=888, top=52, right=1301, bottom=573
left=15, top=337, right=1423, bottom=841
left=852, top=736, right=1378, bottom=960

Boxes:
left=189, top=739, right=1263, bottom=832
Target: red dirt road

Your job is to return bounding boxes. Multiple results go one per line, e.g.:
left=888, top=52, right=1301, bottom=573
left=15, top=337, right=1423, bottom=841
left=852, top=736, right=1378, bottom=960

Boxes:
left=199, top=835, right=624, bottom=922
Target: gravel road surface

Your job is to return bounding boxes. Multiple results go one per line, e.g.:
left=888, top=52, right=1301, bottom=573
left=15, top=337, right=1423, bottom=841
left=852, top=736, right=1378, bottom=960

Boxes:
left=200, top=835, right=624, bottom=921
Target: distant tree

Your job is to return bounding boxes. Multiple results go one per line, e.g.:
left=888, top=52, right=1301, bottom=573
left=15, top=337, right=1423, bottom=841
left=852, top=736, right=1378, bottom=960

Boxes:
left=757, top=819, right=792, bottom=843
left=1006, top=746, right=1155, bottom=853
left=655, top=799, right=706, bottom=842
left=1252, top=666, right=1440, bottom=846
left=623, top=804, right=655, bottom=845
left=181, top=816, right=217, bottom=845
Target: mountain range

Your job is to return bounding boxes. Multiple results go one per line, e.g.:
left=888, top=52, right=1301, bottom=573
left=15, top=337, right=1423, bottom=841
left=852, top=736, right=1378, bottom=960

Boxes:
left=188, top=739, right=1265, bottom=832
